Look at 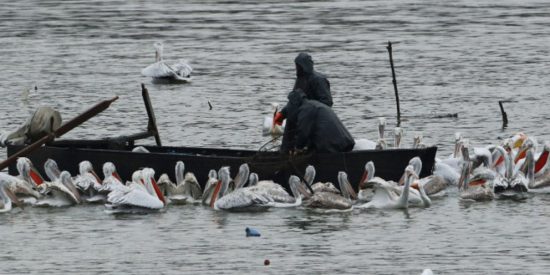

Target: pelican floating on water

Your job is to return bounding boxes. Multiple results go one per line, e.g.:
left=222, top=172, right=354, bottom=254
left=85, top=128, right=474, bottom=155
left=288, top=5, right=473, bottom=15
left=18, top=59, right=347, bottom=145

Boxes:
left=141, top=42, right=193, bottom=83
left=105, top=168, right=166, bottom=214
left=36, top=171, right=81, bottom=207
left=247, top=173, right=301, bottom=207
left=210, top=166, right=272, bottom=212
left=355, top=165, right=417, bottom=209
left=158, top=161, right=202, bottom=204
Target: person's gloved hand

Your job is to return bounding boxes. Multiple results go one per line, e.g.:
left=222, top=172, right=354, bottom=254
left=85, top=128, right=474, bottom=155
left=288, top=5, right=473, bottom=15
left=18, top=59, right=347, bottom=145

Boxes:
left=273, top=112, right=285, bottom=126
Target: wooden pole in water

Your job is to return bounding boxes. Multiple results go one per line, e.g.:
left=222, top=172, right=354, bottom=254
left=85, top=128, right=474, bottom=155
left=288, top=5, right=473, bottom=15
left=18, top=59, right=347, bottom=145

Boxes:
left=386, top=41, right=401, bottom=127
left=498, top=100, right=508, bottom=129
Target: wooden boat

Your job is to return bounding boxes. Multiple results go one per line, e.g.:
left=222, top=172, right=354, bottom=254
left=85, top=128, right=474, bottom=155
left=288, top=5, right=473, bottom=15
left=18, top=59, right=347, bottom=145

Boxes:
left=7, top=140, right=437, bottom=191
left=3, top=84, right=437, bottom=191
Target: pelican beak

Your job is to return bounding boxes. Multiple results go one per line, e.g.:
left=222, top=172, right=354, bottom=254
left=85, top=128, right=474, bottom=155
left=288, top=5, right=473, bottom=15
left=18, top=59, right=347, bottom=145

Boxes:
left=4, top=187, right=24, bottom=209
left=210, top=180, right=223, bottom=208
left=91, top=170, right=101, bottom=184
left=358, top=170, right=368, bottom=189
left=150, top=176, right=166, bottom=205
left=468, top=179, right=486, bottom=187
left=113, top=172, right=123, bottom=182
left=535, top=150, right=549, bottom=174
left=514, top=148, right=528, bottom=164
left=493, top=155, right=504, bottom=168
left=29, top=167, right=44, bottom=185
left=513, top=137, right=525, bottom=149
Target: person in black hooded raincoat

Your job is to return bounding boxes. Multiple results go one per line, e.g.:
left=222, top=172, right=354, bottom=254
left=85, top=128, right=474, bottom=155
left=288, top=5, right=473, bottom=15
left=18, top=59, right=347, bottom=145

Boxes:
left=274, top=53, right=333, bottom=125
left=280, top=89, right=355, bottom=154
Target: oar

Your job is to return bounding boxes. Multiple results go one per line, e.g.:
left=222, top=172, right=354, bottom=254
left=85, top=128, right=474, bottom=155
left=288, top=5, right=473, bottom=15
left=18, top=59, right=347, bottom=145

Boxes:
left=0, top=96, right=119, bottom=171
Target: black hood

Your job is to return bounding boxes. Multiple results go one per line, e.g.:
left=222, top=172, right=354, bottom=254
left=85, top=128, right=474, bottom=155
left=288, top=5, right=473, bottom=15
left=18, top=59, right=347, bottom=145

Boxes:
left=295, top=53, right=314, bottom=75
left=285, top=89, right=307, bottom=120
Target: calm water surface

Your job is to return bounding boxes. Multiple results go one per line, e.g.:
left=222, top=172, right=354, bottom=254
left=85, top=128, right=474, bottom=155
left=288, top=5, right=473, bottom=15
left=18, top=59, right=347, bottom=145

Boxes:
left=1, top=0, right=550, bottom=274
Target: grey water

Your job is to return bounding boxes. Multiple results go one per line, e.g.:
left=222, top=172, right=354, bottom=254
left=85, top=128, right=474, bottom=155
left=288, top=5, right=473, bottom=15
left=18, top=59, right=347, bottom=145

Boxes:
left=1, top=0, right=550, bottom=273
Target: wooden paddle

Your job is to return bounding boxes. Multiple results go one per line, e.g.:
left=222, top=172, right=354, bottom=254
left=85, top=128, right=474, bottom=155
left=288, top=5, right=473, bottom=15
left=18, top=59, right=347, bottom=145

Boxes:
left=0, top=96, right=119, bottom=171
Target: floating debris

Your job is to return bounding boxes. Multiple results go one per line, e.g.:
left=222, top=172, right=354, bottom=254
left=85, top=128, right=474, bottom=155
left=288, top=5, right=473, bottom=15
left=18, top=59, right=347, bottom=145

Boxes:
left=245, top=227, right=261, bottom=237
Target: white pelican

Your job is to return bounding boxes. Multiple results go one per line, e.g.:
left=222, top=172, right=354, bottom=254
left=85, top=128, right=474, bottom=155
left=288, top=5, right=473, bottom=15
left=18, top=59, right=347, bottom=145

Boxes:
left=357, top=161, right=376, bottom=202
left=201, top=169, right=219, bottom=206
left=158, top=161, right=202, bottom=204
left=141, top=42, right=192, bottom=83
left=210, top=166, right=272, bottom=212
left=97, top=162, right=125, bottom=194
left=11, top=158, right=42, bottom=201
left=355, top=165, right=416, bottom=209
left=262, top=103, right=285, bottom=138
left=393, top=127, right=403, bottom=148
left=247, top=173, right=301, bottom=207
left=16, top=157, right=45, bottom=187
left=36, top=171, right=81, bottom=207
left=105, top=168, right=166, bottom=213
left=375, top=117, right=387, bottom=150
left=0, top=174, right=24, bottom=212
left=352, top=118, right=386, bottom=151
left=458, top=145, right=494, bottom=201
left=73, top=161, right=104, bottom=203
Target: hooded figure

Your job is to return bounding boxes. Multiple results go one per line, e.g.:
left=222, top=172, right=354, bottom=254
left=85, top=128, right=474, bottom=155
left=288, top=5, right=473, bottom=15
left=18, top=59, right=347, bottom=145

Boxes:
left=275, top=53, right=333, bottom=124
left=281, top=89, right=354, bottom=154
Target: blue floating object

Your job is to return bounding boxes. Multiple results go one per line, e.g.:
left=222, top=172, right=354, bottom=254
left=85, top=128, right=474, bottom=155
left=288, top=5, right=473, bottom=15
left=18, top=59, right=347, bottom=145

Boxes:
left=246, top=227, right=261, bottom=237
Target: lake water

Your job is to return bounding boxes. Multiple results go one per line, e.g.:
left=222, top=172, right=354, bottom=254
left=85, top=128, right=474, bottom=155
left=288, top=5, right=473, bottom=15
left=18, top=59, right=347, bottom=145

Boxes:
left=1, top=0, right=549, bottom=273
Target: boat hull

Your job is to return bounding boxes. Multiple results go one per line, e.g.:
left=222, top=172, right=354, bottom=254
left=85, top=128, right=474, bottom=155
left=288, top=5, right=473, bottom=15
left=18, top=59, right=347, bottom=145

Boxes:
left=7, top=141, right=437, bottom=191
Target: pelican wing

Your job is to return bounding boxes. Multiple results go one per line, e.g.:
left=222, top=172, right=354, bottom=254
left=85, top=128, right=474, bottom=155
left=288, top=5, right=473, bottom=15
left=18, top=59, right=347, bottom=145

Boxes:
left=141, top=62, right=176, bottom=78
left=215, top=189, right=272, bottom=210
left=108, top=186, right=163, bottom=209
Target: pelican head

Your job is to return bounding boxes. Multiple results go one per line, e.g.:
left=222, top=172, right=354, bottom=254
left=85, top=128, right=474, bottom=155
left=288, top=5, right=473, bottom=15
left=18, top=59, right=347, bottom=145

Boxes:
left=304, top=165, right=316, bottom=186
left=16, top=157, right=31, bottom=180
left=378, top=117, right=386, bottom=139
left=131, top=170, right=143, bottom=185
left=359, top=161, right=375, bottom=189
left=208, top=169, right=217, bottom=180
left=44, top=159, right=61, bottom=181
left=154, top=42, right=164, bottom=62
left=103, top=162, right=122, bottom=182
left=409, top=157, right=422, bottom=176
left=249, top=173, right=259, bottom=187
left=175, top=161, right=185, bottom=185
left=234, top=163, right=250, bottom=189
left=142, top=167, right=166, bottom=205
left=394, top=127, right=403, bottom=148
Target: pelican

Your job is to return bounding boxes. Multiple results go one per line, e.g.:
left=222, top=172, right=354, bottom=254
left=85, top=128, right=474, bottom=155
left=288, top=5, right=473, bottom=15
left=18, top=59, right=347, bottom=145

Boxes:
left=210, top=166, right=272, bottom=212
left=376, top=117, right=387, bottom=150
left=458, top=145, right=494, bottom=202
left=16, top=157, right=45, bottom=187
left=355, top=165, right=416, bottom=209
left=402, top=157, right=448, bottom=197
left=158, top=161, right=202, bottom=204
left=10, top=158, right=42, bottom=201
left=247, top=173, right=301, bottom=207
left=393, top=127, right=403, bottom=148
left=105, top=168, right=166, bottom=213
left=296, top=169, right=353, bottom=211
left=262, top=103, right=285, bottom=138
left=73, top=161, right=104, bottom=203
left=201, top=169, right=219, bottom=206
left=97, top=162, right=125, bottom=194
left=0, top=174, right=24, bottom=212
left=141, top=42, right=192, bottom=83
left=352, top=118, right=386, bottom=151
left=36, top=171, right=81, bottom=207
left=357, top=161, right=378, bottom=202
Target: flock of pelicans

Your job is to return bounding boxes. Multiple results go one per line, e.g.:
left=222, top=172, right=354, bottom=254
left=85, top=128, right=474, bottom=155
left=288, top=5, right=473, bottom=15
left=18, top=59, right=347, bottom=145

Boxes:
left=0, top=131, right=549, bottom=214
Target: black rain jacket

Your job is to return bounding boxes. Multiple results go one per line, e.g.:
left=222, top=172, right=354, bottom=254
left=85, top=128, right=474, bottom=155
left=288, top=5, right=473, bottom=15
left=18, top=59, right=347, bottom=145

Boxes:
left=281, top=90, right=354, bottom=153
left=281, top=53, right=333, bottom=118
